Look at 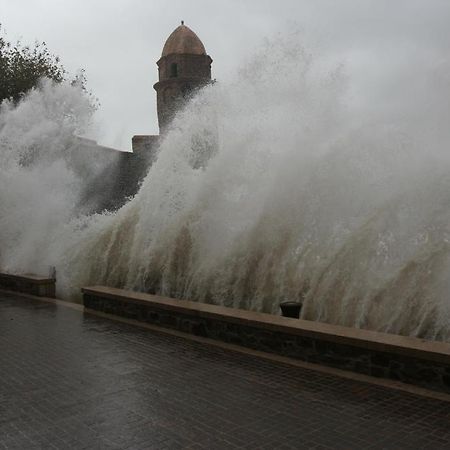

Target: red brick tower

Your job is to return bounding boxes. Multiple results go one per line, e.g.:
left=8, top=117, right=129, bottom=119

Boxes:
left=153, top=22, right=213, bottom=133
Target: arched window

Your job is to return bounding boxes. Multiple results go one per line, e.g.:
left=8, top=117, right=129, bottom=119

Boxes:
left=170, top=63, right=178, bottom=78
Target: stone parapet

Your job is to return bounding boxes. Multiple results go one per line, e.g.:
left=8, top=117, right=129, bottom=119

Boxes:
left=131, top=135, right=159, bottom=155
left=82, top=285, right=450, bottom=394
left=0, top=272, right=56, bottom=298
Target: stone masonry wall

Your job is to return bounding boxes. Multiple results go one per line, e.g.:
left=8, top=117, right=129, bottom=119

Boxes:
left=83, top=289, right=450, bottom=394
left=0, top=273, right=55, bottom=297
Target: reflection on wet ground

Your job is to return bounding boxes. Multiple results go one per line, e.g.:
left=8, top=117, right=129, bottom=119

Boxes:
left=1, top=292, right=450, bottom=449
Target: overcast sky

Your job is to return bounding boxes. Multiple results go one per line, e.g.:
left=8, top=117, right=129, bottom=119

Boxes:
left=1, top=0, right=449, bottom=149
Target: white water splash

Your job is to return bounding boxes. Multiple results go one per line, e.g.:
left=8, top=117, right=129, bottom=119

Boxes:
left=0, top=80, right=96, bottom=270
left=2, top=35, right=450, bottom=341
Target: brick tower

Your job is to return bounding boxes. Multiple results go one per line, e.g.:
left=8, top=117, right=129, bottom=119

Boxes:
left=153, top=21, right=213, bottom=133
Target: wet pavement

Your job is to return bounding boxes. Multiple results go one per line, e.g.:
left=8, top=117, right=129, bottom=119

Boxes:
left=1, top=292, right=450, bottom=449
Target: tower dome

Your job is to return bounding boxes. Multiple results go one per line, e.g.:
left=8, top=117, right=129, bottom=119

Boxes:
left=162, top=23, right=206, bottom=57
left=154, top=22, right=213, bottom=133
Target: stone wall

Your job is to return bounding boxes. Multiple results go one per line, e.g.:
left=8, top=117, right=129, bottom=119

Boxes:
left=83, top=286, right=450, bottom=394
left=0, top=273, right=55, bottom=297
left=132, top=135, right=159, bottom=155
left=75, top=137, right=158, bottom=212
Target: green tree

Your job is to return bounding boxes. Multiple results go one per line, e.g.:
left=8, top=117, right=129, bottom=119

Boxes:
left=0, top=25, right=89, bottom=104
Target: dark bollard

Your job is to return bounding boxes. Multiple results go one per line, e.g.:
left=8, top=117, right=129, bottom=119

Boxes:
left=280, top=301, right=302, bottom=318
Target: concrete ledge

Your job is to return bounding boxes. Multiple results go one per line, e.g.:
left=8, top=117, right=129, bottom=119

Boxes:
left=0, top=272, right=56, bottom=298
left=82, top=285, right=450, bottom=394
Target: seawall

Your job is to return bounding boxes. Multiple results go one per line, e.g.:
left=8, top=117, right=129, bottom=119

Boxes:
left=83, top=285, right=450, bottom=394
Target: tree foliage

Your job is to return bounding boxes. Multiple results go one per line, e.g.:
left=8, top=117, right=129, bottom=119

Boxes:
left=0, top=25, right=90, bottom=104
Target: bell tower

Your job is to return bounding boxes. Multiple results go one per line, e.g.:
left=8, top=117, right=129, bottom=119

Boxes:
left=153, top=22, right=213, bottom=133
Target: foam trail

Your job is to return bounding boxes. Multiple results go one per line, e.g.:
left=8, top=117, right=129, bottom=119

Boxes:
left=3, top=35, right=450, bottom=341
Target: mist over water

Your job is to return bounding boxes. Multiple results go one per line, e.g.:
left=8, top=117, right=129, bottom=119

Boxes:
left=0, top=80, right=96, bottom=270
left=2, top=35, right=450, bottom=341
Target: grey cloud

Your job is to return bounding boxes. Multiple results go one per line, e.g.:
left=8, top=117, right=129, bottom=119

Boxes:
left=1, top=0, right=449, bottom=148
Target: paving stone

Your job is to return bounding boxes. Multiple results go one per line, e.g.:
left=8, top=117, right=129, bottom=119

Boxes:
left=1, top=292, right=450, bottom=449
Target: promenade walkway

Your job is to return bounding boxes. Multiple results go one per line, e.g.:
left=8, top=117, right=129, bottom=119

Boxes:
left=1, top=291, right=450, bottom=449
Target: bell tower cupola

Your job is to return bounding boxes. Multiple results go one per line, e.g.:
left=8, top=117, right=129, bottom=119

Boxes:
left=153, top=22, right=213, bottom=133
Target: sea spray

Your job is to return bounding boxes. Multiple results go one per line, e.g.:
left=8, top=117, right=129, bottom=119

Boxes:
left=3, top=36, right=450, bottom=340
left=0, top=79, right=100, bottom=272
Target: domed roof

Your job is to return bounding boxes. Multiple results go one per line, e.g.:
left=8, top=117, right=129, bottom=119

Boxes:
left=162, top=22, right=206, bottom=57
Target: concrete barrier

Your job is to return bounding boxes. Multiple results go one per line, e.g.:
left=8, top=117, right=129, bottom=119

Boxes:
left=82, top=285, right=450, bottom=394
left=0, top=272, right=56, bottom=298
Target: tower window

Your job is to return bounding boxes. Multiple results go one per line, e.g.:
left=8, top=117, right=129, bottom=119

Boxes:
left=170, top=63, right=178, bottom=78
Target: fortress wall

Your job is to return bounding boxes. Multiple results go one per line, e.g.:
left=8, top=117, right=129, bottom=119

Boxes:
left=75, top=136, right=158, bottom=212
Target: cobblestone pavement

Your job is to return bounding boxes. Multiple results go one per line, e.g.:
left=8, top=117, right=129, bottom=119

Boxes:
left=1, top=293, right=450, bottom=449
